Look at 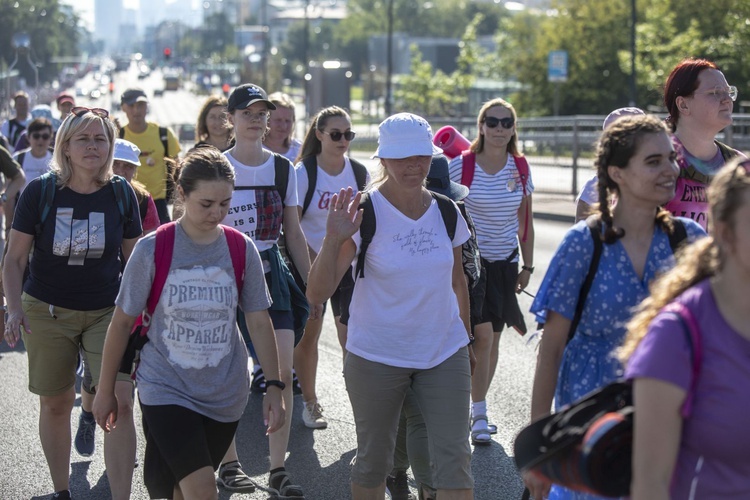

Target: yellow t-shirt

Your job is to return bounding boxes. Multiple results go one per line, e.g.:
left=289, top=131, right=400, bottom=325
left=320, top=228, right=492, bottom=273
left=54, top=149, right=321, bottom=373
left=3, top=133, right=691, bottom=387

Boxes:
left=122, top=122, right=181, bottom=200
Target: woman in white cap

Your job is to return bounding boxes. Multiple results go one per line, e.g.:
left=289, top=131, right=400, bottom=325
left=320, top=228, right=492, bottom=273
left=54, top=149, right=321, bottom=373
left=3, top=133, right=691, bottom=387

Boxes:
left=307, top=113, right=474, bottom=499
left=112, top=138, right=160, bottom=234
left=217, top=83, right=314, bottom=498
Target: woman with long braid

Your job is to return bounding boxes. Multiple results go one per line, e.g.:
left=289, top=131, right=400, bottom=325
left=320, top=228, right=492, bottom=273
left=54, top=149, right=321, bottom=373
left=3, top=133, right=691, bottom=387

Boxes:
left=523, top=115, right=706, bottom=500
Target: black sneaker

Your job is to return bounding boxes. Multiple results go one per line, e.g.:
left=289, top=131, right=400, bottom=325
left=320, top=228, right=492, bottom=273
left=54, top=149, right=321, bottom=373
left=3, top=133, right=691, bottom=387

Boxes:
left=251, top=368, right=266, bottom=393
left=386, top=470, right=415, bottom=500
left=292, top=371, right=302, bottom=395
left=74, top=412, right=96, bottom=457
left=52, top=490, right=72, bottom=500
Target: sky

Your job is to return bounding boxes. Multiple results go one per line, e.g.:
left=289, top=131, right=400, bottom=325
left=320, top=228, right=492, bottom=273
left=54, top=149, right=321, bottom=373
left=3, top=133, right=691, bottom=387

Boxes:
left=61, top=0, right=141, bottom=30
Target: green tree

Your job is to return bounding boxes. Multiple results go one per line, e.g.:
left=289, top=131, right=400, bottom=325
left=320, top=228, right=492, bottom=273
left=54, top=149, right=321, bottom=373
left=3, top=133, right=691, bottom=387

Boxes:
left=0, top=0, right=81, bottom=85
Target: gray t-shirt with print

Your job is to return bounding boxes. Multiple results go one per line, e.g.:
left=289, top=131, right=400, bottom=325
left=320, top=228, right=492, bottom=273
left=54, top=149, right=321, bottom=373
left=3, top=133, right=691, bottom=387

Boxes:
left=116, top=224, right=272, bottom=422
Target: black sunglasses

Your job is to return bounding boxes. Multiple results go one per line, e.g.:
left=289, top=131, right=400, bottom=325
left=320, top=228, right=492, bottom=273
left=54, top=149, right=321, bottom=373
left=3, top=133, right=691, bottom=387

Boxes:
left=484, top=116, right=515, bottom=129
left=31, top=133, right=51, bottom=140
left=71, top=106, right=109, bottom=118
left=322, top=130, right=356, bottom=142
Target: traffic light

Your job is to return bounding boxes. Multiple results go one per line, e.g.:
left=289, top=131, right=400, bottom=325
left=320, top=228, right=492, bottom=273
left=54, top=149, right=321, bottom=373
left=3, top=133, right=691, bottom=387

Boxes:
left=163, top=47, right=172, bottom=60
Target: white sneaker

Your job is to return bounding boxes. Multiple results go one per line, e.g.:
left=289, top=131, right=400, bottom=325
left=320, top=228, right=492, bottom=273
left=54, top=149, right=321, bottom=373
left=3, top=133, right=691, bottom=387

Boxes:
left=302, top=401, right=328, bottom=429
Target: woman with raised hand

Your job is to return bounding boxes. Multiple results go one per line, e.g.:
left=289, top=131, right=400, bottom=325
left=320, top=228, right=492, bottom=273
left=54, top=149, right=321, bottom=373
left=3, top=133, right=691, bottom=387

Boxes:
left=662, top=58, right=744, bottom=229
left=293, top=105, right=368, bottom=430
left=448, top=98, right=535, bottom=445
left=622, top=157, right=750, bottom=499
left=524, top=115, right=706, bottom=500
left=93, top=147, right=284, bottom=499
left=3, top=107, right=142, bottom=500
left=307, top=113, right=474, bottom=500
left=217, top=83, right=313, bottom=499
left=263, top=92, right=302, bottom=162
left=193, top=95, right=233, bottom=152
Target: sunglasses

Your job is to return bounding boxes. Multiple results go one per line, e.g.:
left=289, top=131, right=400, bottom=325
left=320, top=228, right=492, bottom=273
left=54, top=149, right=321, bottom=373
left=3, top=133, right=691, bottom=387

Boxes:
left=484, top=116, right=515, bottom=129
left=71, top=106, right=109, bottom=118
left=322, top=130, right=356, bottom=142
left=31, top=133, right=51, bottom=140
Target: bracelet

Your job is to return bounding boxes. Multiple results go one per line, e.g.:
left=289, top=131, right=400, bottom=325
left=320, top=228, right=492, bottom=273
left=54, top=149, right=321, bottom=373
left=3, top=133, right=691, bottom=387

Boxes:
left=468, top=335, right=475, bottom=346
left=265, top=379, right=286, bottom=391
left=521, top=265, right=534, bottom=274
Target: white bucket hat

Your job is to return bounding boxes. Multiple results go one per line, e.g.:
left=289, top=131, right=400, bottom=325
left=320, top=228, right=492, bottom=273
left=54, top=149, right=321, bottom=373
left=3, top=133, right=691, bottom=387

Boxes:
left=372, top=113, right=443, bottom=159
left=114, top=139, right=141, bottom=166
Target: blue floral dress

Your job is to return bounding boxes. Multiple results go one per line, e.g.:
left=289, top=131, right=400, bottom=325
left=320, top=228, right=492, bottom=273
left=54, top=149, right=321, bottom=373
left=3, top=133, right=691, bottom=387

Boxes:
left=530, top=218, right=705, bottom=500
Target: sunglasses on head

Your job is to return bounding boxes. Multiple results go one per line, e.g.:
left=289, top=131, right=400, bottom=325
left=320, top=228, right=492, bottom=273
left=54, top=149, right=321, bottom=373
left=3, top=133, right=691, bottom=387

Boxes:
left=322, top=130, right=356, bottom=142
left=31, top=132, right=51, bottom=140
left=484, top=116, right=515, bottom=129
left=71, top=106, right=109, bottom=118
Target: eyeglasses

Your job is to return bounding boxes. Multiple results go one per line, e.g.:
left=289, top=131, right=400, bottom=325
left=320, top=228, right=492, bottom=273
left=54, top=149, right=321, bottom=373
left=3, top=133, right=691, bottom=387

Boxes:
left=71, top=106, right=109, bottom=118
left=31, top=133, right=51, bottom=140
left=484, top=116, right=515, bottom=129
left=322, top=130, right=356, bottom=142
left=693, top=85, right=738, bottom=102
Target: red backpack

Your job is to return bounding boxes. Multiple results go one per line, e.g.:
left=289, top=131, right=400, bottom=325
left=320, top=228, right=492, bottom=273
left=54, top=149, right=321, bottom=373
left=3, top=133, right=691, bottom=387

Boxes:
left=119, top=222, right=247, bottom=375
left=460, top=151, right=531, bottom=242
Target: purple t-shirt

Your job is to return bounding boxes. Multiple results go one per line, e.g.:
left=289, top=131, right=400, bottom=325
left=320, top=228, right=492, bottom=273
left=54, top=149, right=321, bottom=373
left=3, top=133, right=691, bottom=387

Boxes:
left=626, top=279, right=750, bottom=498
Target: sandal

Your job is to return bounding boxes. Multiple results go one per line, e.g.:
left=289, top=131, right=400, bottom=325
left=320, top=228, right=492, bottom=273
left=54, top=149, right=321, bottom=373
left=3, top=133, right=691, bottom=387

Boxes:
left=217, top=461, right=256, bottom=493
left=268, top=470, right=305, bottom=499
left=488, top=423, right=498, bottom=435
left=471, top=414, right=492, bottom=446
left=252, top=368, right=267, bottom=393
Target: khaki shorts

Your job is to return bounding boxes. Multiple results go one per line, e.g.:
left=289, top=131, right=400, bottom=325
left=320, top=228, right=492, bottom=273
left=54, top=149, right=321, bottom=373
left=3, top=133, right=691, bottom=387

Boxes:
left=21, top=293, right=131, bottom=396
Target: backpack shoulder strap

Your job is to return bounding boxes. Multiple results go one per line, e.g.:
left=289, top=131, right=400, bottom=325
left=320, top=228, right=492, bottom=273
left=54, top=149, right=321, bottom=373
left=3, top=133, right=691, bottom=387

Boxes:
left=273, top=153, right=290, bottom=208
left=301, top=155, right=318, bottom=216
left=431, top=192, right=458, bottom=241
left=118, top=127, right=126, bottom=139
left=110, top=175, right=133, bottom=224
left=661, top=301, right=702, bottom=417
left=567, top=215, right=604, bottom=344
left=159, top=126, right=169, bottom=157
left=15, top=150, right=26, bottom=168
left=354, top=192, right=374, bottom=279
left=460, top=151, right=475, bottom=188
left=716, top=140, right=740, bottom=162
left=222, top=225, right=247, bottom=293
left=350, top=158, right=369, bottom=192
left=668, top=218, right=688, bottom=255
left=37, top=171, right=58, bottom=227
left=513, top=155, right=532, bottom=243
left=143, top=222, right=177, bottom=327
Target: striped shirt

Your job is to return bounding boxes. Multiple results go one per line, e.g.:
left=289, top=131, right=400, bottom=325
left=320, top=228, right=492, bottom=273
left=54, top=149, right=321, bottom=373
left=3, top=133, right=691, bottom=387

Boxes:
left=448, top=154, right=534, bottom=262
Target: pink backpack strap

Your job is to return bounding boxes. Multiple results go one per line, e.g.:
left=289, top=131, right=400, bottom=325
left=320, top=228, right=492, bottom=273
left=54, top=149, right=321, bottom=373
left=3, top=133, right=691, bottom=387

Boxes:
left=141, top=222, right=177, bottom=332
left=460, top=151, right=475, bottom=188
left=514, top=155, right=531, bottom=243
left=221, top=225, right=247, bottom=293
left=662, top=302, right=702, bottom=418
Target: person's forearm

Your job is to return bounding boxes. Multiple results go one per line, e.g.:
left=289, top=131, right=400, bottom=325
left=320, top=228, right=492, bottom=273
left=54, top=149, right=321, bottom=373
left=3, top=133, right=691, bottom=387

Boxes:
left=3, top=261, right=25, bottom=313
left=245, top=312, right=281, bottom=380
left=520, top=227, right=534, bottom=268
left=98, top=311, right=135, bottom=395
left=530, top=337, right=564, bottom=421
left=285, top=226, right=312, bottom=279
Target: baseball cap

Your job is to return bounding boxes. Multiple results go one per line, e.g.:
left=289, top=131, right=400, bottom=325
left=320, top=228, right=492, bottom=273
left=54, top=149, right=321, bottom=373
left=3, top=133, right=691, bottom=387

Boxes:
left=121, top=88, right=149, bottom=105
left=603, top=107, right=645, bottom=130
left=426, top=154, right=469, bottom=201
left=227, top=84, right=276, bottom=112
left=372, top=113, right=443, bottom=159
left=114, top=139, right=141, bottom=166
left=56, top=93, right=75, bottom=106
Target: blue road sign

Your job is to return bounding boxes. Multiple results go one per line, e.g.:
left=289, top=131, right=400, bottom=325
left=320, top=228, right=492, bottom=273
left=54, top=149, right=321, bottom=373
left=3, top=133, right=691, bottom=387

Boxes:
left=548, top=50, right=568, bottom=82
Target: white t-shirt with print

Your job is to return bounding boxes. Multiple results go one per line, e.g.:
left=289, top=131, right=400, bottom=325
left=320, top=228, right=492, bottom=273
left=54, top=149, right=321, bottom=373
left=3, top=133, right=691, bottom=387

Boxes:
left=223, top=150, right=299, bottom=252
left=347, top=189, right=471, bottom=369
left=448, top=154, right=534, bottom=262
left=15, top=150, right=52, bottom=188
left=295, top=157, right=370, bottom=253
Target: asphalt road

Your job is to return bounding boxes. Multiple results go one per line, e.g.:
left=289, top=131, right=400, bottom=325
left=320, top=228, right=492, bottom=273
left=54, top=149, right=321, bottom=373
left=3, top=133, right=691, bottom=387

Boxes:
left=0, top=217, right=569, bottom=500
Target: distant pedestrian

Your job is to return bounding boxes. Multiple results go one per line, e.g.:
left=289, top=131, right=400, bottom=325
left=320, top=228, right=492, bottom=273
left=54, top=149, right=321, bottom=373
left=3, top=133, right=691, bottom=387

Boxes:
left=448, top=98, right=535, bottom=446
left=622, top=156, right=750, bottom=499
left=13, top=117, right=54, bottom=187
left=94, top=147, right=284, bottom=499
left=1, top=91, right=31, bottom=153
left=524, top=115, right=706, bottom=500
left=119, top=87, right=181, bottom=224
left=3, top=106, right=142, bottom=500
left=307, top=113, right=474, bottom=499
left=264, top=92, right=301, bottom=162
left=193, top=95, right=233, bottom=152
left=56, top=93, right=75, bottom=122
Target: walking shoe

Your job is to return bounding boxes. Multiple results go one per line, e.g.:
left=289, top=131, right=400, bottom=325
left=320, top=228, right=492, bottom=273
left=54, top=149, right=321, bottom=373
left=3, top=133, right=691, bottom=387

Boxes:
left=74, top=411, right=96, bottom=457
left=292, top=370, right=302, bottom=395
left=52, top=490, right=72, bottom=500
left=217, top=460, right=256, bottom=493
left=268, top=469, right=304, bottom=499
left=386, top=470, right=416, bottom=500
left=301, top=401, right=328, bottom=429
left=251, top=367, right=266, bottom=393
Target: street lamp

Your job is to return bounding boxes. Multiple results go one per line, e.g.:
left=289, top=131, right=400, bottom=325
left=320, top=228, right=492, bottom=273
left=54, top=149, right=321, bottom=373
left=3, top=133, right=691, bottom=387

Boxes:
left=385, top=0, right=394, bottom=116
left=6, top=32, right=38, bottom=116
left=629, top=0, right=637, bottom=106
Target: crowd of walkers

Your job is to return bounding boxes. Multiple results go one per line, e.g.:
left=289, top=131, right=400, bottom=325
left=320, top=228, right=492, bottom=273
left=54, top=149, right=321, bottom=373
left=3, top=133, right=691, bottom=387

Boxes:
left=0, top=55, right=748, bottom=500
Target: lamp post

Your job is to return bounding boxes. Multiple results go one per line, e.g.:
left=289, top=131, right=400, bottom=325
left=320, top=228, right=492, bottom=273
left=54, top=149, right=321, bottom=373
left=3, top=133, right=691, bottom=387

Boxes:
left=629, top=0, right=637, bottom=106
left=6, top=33, right=37, bottom=116
left=385, top=0, right=394, bottom=116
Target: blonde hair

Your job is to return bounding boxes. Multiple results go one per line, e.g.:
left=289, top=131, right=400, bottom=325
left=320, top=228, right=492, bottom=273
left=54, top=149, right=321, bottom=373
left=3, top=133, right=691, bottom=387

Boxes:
left=620, top=158, right=750, bottom=360
left=469, top=98, right=521, bottom=156
left=52, top=112, right=116, bottom=187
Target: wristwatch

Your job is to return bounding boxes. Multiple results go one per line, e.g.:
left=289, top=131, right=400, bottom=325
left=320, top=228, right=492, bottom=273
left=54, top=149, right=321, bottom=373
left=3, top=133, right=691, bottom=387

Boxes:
left=265, top=379, right=286, bottom=390
left=521, top=265, right=535, bottom=274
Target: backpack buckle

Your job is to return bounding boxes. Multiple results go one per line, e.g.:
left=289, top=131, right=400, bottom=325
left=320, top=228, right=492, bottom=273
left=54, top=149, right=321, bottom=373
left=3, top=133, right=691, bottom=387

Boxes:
left=142, top=312, right=152, bottom=327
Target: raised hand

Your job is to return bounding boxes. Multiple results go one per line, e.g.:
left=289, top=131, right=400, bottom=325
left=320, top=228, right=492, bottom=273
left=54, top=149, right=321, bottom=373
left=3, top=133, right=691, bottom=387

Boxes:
left=325, top=187, right=363, bottom=244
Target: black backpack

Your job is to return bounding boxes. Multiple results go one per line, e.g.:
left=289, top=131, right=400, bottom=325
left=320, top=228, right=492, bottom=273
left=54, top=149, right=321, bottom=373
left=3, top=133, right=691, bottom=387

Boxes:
left=300, top=155, right=369, bottom=216
left=234, top=153, right=291, bottom=206
left=339, top=191, right=458, bottom=325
